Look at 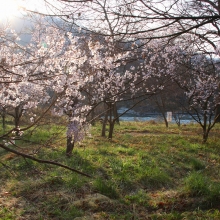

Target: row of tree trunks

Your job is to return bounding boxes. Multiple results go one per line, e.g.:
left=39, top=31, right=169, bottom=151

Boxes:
left=101, top=101, right=119, bottom=139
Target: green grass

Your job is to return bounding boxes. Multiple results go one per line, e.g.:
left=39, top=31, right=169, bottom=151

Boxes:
left=184, top=172, right=211, bottom=196
left=0, top=121, right=220, bottom=219
left=93, top=178, right=119, bottom=199
left=0, top=207, right=16, bottom=220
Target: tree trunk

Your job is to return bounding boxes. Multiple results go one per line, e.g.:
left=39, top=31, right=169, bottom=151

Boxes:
left=101, top=107, right=109, bottom=137
left=202, top=129, right=209, bottom=143
left=202, top=112, right=211, bottom=143
left=14, top=106, right=23, bottom=136
left=1, top=107, right=6, bottom=131
left=162, top=112, right=169, bottom=128
left=173, top=112, right=181, bottom=127
left=154, top=96, right=169, bottom=128
left=66, top=136, right=74, bottom=157
left=90, top=108, right=95, bottom=126
left=14, top=106, right=20, bottom=128
left=215, top=104, right=220, bottom=123
left=108, top=120, right=115, bottom=139
left=107, top=101, right=114, bottom=139
left=113, top=103, right=120, bottom=125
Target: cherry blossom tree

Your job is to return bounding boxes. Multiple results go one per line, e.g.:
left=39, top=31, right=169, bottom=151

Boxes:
left=130, top=39, right=220, bottom=142
left=42, top=0, right=220, bottom=122
left=75, top=35, right=174, bottom=139
left=0, top=21, right=143, bottom=155
left=0, top=22, right=92, bottom=172
left=2, top=0, right=219, bottom=152
left=175, top=54, right=220, bottom=142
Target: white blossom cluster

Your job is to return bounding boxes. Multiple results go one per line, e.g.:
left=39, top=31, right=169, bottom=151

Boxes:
left=66, top=120, right=91, bottom=143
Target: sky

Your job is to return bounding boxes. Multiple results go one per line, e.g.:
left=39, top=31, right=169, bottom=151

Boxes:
left=0, top=0, right=48, bottom=22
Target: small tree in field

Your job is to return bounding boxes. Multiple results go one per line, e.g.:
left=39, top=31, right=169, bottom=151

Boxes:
left=180, top=55, right=220, bottom=143
left=137, top=40, right=220, bottom=142
left=0, top=23, right=90, bottom=154
left=0, top=26, right=51, bottom=131
left=0, top=22, right=94, bottom=176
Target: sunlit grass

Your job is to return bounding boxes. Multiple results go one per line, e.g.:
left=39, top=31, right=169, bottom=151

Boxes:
left=0, top=121, right=220, bottom=219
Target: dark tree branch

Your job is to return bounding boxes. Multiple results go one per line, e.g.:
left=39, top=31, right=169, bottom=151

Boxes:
left=0, top=143, right=92, bottom=178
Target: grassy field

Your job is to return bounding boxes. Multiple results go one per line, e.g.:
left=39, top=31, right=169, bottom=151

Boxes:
left=0, top=121, right=220, bottom=219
